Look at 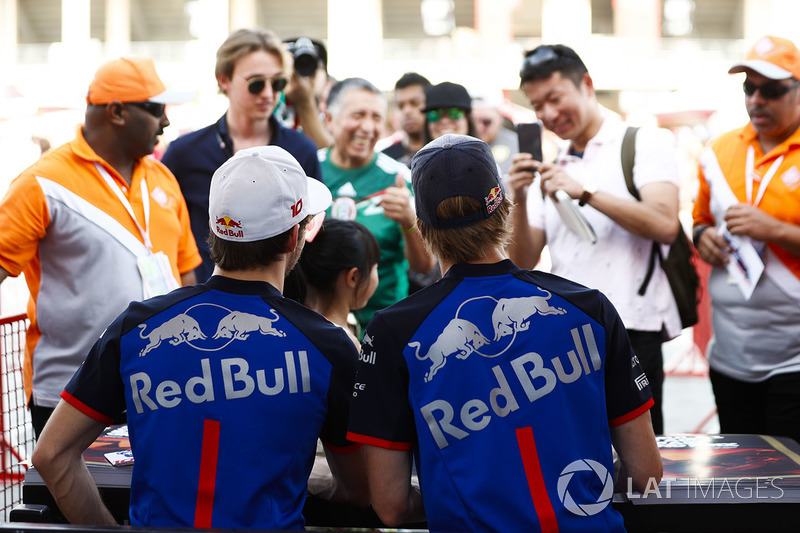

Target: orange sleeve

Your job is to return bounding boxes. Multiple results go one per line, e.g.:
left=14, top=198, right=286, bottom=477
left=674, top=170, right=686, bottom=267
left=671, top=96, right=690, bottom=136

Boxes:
left=173, top=182, right=202, bottom=275
left=692, top=160, right=715, bottom=228
left=0, top=174, right=49, bottom=276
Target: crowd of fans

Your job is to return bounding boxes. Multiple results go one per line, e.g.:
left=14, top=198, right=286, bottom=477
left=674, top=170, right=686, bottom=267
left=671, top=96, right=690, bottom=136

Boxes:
left=2, top=27, right=799, bottom=532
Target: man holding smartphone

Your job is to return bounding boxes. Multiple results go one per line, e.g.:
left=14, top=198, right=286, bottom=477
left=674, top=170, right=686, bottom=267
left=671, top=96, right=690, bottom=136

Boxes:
left=507, top=44, right=682, bottom=434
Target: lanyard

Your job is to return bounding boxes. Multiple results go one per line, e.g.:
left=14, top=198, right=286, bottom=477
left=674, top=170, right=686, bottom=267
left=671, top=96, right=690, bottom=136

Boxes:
left=95, top=163, right=153, bottom=250
left=745, top=146, right=783, bottom=207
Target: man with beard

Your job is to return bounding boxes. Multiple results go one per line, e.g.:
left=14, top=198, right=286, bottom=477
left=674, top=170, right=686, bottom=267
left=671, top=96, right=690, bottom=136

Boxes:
left=693, top=35, right=800, bottom=444
left=320, top=78, right=434, bottom=328
left=0, top=57, right=201, bottom=438
left=32, top=146, right=370, bottom=529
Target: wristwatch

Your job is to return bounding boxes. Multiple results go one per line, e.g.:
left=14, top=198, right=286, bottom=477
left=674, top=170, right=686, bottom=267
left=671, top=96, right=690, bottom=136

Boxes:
left=578, top=183, right=597, bottom=206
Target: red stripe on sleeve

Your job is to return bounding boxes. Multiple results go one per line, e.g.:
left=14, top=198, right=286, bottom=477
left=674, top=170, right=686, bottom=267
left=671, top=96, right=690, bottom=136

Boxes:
left=322, top=440, right=364, bottom=454
left=346, top=431, right=415, bottom=451
left=609, top=397, right=654, bottom=427
left=516, top=426, right=560, bottom=533
left=194, top=419, right=220, bottom=528
left=60, top=391, right=115, bottom=425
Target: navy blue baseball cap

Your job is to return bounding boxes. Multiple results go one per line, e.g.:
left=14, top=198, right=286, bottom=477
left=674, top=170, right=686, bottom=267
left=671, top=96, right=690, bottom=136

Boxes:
left=411, top=134, right=504, bottom=229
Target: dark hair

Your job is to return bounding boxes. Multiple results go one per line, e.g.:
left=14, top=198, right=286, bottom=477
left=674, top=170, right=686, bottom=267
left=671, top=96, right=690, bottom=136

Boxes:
left=519, top=44, right=588, bottom=87
left=208, top=216, right=310, bottom=271
left=395, top=72, right=431, bottom=91
left=284, top=219, right=380, bottom=304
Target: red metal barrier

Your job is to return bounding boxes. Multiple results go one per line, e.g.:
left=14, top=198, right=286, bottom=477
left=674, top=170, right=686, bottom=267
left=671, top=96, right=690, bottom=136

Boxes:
left=0, top=313, right=33, bottom=520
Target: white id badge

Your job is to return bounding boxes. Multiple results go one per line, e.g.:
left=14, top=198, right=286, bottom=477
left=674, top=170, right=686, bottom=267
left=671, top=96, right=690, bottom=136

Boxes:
left=138, top=251, right=180, bottom=298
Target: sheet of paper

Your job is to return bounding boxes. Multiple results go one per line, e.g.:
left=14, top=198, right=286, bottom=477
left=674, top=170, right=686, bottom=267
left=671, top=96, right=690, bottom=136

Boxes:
left=719, top=226, right=764, bottom=300
left=553, top=190, right=597, bottom=244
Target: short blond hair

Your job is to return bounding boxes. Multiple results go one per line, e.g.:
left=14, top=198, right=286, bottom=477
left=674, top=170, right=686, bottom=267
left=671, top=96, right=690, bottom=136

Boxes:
left=417, top=196, right=512, bottom=264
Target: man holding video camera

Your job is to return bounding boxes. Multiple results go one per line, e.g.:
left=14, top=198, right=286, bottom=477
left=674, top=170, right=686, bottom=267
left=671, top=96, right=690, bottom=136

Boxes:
left=507, top=44, right=682, bottom=434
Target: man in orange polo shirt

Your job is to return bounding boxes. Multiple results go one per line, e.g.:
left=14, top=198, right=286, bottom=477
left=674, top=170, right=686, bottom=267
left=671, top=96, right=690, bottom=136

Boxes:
left=693, top=35, right=800, bottom=444
left=0, top=57, right=201, bottom=438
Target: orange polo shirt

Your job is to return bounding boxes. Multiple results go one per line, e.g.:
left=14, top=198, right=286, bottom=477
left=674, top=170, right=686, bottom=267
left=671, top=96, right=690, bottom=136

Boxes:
left=693, top=122, right=800, bottom=280
left=0, top=127, right=201, bottom=406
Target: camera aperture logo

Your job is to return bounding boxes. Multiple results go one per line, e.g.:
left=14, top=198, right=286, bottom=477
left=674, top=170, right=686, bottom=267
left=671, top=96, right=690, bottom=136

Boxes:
left=557, top=459, right=614, bottom=516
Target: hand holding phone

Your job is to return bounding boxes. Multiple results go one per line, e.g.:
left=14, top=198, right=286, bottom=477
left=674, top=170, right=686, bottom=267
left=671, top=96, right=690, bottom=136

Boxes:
left=517, top=122, right=543, bottom=162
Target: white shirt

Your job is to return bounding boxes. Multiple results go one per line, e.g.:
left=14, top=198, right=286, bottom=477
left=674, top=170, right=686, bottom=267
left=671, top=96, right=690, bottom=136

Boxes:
left=526, top=114, right=682, bottom=339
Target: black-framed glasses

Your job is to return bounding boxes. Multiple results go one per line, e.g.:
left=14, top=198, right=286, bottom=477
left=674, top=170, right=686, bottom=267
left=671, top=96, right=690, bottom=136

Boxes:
left=743, top=79, right=800, bottom=99
left=245, top=76, right=288, bottom=95
left=127, top=102, right=166, bottom=118
left=427, top=108, right=466, bottom=122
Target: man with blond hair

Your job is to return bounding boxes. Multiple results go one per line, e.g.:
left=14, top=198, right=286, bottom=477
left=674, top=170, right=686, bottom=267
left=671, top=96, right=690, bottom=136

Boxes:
left=347, top=134, right=662, bottom=531
left=163, top=28, right=322, bottom=281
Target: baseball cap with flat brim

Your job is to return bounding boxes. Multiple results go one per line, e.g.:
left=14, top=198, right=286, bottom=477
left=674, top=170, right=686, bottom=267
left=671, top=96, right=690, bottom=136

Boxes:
left=411, top=134, right=503, bottom=229
left=728, top=35, right=800, bottom=80
left=86, top=57, right=194, bottom=105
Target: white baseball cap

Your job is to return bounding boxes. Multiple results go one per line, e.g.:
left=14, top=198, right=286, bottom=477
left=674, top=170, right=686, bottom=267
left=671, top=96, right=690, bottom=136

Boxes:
left=209, top=146, right=332, bottom=242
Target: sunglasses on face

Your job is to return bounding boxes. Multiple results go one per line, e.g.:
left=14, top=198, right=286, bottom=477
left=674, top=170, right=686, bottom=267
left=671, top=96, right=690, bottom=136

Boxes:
left=427, top=108, right=466, bottom=122
left=743, top=79, right=800, bottom=99
left=246, top=76, right=288, bottom=95
left=128, top=101, right=166, bottom=118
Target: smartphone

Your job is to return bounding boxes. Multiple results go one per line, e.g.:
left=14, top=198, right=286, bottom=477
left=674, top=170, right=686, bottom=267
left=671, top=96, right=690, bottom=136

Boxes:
left=517, top=122, right=543, bottom=162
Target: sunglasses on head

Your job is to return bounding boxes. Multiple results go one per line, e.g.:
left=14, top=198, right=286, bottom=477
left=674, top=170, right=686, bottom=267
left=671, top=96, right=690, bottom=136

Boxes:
left=128, top=101, right=166, bottom=118
left=743, top=79, right=800, bottom=99
left=246, top=76, right=288, bottom=95
left=427, top=108, right=466, bottom=122
left=521, top=46, right=560, bottom=72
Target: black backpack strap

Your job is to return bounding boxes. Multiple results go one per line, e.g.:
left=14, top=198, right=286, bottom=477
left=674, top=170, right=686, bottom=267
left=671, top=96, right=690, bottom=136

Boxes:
left=621, top=126, right=640, bottom=200
left=621, top=127, right=659, bottom=295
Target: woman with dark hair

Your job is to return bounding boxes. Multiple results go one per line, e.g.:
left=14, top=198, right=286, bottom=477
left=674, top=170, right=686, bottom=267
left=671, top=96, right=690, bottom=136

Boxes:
left=286, top=219, right=380, bottom=347
left=423, top=81, right=477, bottom=142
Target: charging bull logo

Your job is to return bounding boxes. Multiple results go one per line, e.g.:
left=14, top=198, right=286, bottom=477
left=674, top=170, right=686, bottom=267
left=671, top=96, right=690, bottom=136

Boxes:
left=215, top=216, right=244, bottom=239
left=484, top=186, right=503, bottom=214
left=138, top=314, right=207, bottom=357
left=213, top=309, right=286, bottom=341
left=409, top=319, right=490, bottom=383
left=215, top=216, right=242, bottom=228
left=491, top=291, right=566, bottom=341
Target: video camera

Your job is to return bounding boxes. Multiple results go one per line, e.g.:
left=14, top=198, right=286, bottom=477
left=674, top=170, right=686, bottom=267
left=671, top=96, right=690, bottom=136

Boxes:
left=287, top=37, right=320, bottom=77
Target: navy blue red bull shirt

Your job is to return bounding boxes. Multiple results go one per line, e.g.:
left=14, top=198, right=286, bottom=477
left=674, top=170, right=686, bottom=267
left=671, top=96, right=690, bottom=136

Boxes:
left=62, top=276, right=359, bottom=530
left=347, top=260, right=653, bottom=532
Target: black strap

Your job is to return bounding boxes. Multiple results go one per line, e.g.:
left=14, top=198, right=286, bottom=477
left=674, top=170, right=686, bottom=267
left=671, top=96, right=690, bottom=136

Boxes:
left=621, top=126, right=639, bottom=200
left=620, top=127, right=661, bottom=296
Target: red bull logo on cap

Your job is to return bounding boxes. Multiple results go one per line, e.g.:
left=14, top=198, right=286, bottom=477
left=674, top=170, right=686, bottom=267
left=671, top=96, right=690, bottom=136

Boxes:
left=485, top=186, right=503, bottom=214
left=215, top=216, right=244, bottom=238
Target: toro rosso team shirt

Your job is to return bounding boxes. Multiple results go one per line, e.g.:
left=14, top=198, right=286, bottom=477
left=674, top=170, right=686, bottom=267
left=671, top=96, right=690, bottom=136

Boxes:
left=62, top=276, right=359, bottom=530
left=348, top=260, right=653, bottom=532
